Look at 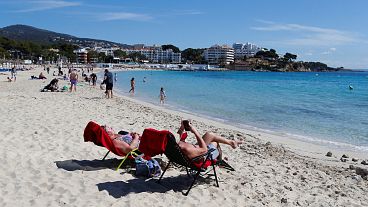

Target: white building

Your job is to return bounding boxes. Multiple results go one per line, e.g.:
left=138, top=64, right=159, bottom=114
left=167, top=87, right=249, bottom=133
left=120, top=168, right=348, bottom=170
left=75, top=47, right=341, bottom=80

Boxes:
left=123, top=45, right=181, bottom=63
left=204, top=45, right=234, bottom=65
left=94, top=47, right=120, bottom=56
left=233, top=42, right=261, bottom=59
left=73, top=48, right=88, bottom=64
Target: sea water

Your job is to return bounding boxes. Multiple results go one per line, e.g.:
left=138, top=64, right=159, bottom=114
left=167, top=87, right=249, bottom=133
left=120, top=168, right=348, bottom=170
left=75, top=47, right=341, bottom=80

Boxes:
left=112, top=70, right=368, bottom=151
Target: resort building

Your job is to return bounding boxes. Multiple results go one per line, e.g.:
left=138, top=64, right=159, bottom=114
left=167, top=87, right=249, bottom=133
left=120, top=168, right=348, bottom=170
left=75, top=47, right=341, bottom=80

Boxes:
left=123, top=45, right=182, bottom=63
left=73, top=48, right=88, bottom=64
left=94, top=47, right=120, bottom=56
left=204, top=45, right=234, bottom=65
left=232, top=42, right=262, bottom=59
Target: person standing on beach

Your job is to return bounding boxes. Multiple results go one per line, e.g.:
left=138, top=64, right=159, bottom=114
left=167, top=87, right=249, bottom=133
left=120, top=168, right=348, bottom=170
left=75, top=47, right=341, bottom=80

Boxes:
left=114, top=73, right=117, bottom=82
left=90, top=73, right=97, bottom=86
left=69, top=69, right=78, bottom=92
left=129, top=78, right=135, bottom=95
left=11, top=67, right=16, bottom=82
left=58, top=66, right=63, bottom=76
left=103, top=69, right=114, bottom=98
left=159, top=87, right=166, bottom=104
left=46, top=67, right=50, bottom=74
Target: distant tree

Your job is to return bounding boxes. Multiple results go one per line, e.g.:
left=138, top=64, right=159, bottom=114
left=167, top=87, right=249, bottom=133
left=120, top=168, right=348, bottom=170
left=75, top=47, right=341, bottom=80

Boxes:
left=105, top=55, right=114, bottom=63
left=0, top=47, right=10, bottom=59
left=128, top=52, right=147, bottom=62
left=161, top=44, right=180, bottom=53
left=54, top=43, right=78, bottom=61
left=255, top=48, right=278, bottom=59
left=283, top=52, right=297, bottom=62
left=113, top=49, right=127, bottom=58
left=87, top=50, right=98, bottom=63
left=98, top=52, right=106, bottom=62
left=182, top=48, right=205, bottom=63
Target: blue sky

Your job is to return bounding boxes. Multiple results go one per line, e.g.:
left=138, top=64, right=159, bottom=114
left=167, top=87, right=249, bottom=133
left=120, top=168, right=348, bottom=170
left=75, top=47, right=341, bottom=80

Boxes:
left=0, top=0, right=367, bottom=69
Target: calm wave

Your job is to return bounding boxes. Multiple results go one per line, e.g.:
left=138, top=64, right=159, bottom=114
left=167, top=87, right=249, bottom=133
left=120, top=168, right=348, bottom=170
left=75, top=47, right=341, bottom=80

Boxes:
left=112, top=70, right=368, bottom=151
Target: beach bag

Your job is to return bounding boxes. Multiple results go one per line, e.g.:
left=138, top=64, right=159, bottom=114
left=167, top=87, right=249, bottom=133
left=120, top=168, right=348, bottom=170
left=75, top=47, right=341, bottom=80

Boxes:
left=135, top=157, right=161, bottom=177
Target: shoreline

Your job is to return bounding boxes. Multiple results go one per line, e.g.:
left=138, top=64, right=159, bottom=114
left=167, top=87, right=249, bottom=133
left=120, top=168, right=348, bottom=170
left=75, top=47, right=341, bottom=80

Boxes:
left=112, top=85, right=368, bottom=161
left=108, top=69, right=368, bottom=160
left=1, top=66, right=367, bottom=206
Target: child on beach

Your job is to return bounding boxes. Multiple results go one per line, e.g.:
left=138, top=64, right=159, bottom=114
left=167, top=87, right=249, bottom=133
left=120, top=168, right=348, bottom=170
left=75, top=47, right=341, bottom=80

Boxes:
left=159, top=87, right=166, bottom=104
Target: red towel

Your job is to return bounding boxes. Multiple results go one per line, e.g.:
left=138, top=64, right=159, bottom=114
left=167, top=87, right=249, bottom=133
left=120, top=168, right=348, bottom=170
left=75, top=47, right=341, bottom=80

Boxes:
left=138, top=128, right=170, bottom=157
left=83, top=121, right=126, bottom=156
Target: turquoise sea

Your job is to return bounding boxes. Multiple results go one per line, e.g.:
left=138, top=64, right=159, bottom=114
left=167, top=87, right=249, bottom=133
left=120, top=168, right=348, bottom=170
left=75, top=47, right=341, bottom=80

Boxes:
left=112, top=70, right=368, bottom=152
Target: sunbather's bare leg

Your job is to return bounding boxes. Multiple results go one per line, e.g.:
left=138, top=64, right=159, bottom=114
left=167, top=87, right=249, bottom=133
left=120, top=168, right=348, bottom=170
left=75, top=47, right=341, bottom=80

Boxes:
left=130, top=133, right=140, bottom=148
left=202, top=132, right=242, bottom=149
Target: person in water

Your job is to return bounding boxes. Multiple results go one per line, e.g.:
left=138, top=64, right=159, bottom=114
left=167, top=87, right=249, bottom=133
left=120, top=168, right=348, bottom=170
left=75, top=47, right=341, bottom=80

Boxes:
left=159, top=87, right=166, bottom=104
left=129, top=77, right=135, bottom=94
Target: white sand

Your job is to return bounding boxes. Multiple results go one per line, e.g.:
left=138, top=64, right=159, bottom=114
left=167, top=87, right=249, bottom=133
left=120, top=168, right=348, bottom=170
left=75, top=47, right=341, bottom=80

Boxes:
left=0, top=67, right=367, bottom=207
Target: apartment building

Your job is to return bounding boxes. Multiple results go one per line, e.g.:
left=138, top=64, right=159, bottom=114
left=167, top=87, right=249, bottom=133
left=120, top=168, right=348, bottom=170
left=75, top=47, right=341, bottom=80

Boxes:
left=204, top=45, right=234, bottom=65
left=124, top=45, right=181, bottom=63
left=233, top=42, right=261, bottom=59
left=73, top=48, right=88, bottom=64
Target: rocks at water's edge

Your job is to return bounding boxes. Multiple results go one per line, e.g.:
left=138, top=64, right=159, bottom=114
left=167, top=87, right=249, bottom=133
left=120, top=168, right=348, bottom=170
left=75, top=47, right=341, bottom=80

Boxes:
left=326, top=151, right=332, bottom=157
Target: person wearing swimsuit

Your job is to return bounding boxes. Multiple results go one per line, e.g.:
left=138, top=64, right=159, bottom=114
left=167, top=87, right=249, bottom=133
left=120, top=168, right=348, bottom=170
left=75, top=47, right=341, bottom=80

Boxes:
left=177, top=121, right=242, bottom=160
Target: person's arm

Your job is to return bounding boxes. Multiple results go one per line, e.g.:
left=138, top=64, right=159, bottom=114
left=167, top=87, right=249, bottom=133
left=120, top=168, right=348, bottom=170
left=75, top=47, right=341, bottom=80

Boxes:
left=189, top=124, right=206, bottom=149
left=177, top=122, right=185, bottom=137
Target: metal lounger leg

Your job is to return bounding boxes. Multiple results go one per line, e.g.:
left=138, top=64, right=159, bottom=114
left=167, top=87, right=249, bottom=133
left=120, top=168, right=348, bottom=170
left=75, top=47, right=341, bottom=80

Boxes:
left=102, top=151, right=110, bottom=160
left=212, top=158, right=219, bottom=187
left=158, top=161, right=171, bottom=183
left=183, top=169, right=201, bottom=196
left=183, top=154, right=212, bottom=196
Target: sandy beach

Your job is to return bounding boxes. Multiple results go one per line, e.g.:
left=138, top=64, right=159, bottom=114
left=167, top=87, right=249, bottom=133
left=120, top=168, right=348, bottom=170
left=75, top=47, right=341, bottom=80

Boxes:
left=1, top=67, right=367, bottom=207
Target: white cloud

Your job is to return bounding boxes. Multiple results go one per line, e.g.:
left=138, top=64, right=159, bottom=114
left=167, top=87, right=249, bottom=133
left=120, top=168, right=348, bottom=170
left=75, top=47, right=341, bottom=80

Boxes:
left=172, top=10, right=203, bottom=15
left=14, top=0, right=81, bottom=12
left=98, top=12, right=152, bottom=21
left=321, top=47, right=337, bottom=55
left=251, top=20, right=364, bottom=46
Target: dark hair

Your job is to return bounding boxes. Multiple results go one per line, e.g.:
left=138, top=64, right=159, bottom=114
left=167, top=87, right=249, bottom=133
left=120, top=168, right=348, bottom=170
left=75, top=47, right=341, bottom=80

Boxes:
left=105, top=69, right=109, bottom=73
left=118, top=130, right=129, bottom=135
left=131, top=78, right=134, bottom=81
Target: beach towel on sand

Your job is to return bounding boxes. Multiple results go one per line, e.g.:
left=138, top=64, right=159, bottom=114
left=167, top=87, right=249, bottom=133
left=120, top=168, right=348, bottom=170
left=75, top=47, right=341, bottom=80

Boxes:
left=83, top=121, right=126, bottom=156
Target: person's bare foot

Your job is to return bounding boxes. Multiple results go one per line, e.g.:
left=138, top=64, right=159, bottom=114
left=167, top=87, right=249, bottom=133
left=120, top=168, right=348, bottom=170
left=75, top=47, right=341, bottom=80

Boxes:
left=230, top=140, right=243, bottom=149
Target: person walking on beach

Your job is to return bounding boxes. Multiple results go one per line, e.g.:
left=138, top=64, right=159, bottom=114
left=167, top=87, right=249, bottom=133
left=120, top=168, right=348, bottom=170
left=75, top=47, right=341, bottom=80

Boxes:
left=103, top=69, right=114, bottom=98
left=11, top=67, right=16, bottom=82
left=69, top=69, right=78, bottom=92
left=90, top=73, right=97, bottom=86
left=46, top=67, right=50, bottom=74
left=159, top=87, right=166, bottom=105
left=129, top=77, right=135, bottom=95
left=114, top=73, right=117, bottom=82
left=58, top=66, right=63, bottom=76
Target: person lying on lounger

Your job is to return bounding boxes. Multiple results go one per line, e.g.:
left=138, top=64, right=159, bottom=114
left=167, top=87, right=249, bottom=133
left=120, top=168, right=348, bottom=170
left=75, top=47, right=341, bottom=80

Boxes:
left=177, top=120, right=242, bottom=160
left=102, top=126, right=141, bottom=154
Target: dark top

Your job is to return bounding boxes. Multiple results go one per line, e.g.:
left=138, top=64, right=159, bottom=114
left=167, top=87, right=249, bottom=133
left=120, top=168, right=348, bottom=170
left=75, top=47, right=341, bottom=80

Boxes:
left=104, top=71, right=113, bottom=84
